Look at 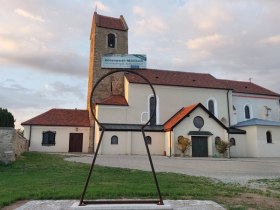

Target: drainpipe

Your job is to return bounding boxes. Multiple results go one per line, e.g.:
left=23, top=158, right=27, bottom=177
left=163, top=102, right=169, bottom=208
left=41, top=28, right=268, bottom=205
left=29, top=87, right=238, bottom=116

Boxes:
left=227, top=90, right=231, bottom=159
left=169, top=131, right=172, bottom=158
left=28, top=125, right=32, bottom=151
left=227, top=90, right=231, bottom=127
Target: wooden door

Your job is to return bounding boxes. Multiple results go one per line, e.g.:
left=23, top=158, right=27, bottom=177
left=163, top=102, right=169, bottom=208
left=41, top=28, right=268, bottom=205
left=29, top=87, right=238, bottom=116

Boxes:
left=192, top=136, right=208, bottom=157
left=69, top=133, right=83, bottom=152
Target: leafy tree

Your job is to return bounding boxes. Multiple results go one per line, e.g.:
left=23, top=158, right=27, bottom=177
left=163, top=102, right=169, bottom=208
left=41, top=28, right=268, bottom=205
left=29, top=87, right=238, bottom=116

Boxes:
left=0, top=108, right=15, bottom=128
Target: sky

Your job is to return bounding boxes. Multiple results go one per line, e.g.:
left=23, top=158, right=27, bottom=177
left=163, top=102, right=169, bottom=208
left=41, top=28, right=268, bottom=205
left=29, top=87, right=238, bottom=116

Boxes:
left=1, top=0, right=280, bottom=129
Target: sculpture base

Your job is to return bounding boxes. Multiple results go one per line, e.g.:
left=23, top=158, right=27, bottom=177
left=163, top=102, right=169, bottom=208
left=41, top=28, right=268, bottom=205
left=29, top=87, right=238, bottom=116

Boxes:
left=71, top=202, right=173, bottom=210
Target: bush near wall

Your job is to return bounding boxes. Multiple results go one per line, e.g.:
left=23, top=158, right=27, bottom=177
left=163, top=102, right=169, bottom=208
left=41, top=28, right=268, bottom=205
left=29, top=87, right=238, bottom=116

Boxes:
left=0, top=108, right=15, bottom=128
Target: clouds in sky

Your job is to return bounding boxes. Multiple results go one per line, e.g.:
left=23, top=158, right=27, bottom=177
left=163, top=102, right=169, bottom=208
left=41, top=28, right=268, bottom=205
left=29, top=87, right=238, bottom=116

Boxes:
left=15, top=8, right=45, bottom=22
left=1, top=0, right=280, bottom=128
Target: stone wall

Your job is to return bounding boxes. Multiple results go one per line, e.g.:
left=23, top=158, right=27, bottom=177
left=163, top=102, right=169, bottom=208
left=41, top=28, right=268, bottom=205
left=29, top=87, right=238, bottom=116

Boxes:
left=0, top=128, right=29, bottom=164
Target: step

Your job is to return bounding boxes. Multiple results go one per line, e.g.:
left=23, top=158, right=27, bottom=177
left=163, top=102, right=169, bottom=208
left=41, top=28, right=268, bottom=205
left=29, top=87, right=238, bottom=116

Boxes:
left=70, top=202, right=173, bottom=210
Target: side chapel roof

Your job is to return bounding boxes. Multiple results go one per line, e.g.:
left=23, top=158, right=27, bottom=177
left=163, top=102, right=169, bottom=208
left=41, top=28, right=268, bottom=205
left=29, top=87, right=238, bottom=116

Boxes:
left=163, top=103, right=228, bottom=131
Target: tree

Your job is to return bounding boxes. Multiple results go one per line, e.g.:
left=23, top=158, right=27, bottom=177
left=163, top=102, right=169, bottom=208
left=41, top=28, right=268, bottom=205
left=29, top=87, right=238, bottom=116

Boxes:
left=0, top=108, right=15, bottom=128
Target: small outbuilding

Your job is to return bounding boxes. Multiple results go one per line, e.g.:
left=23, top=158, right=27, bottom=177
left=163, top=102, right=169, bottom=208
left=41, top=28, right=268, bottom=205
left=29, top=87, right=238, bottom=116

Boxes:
left=21, top=109, right=90, bottom=153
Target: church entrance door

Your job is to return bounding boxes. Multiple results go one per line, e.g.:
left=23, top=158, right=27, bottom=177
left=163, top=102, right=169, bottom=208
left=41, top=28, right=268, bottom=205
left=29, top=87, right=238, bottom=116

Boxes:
left=191, top=136, right=208, bottom=157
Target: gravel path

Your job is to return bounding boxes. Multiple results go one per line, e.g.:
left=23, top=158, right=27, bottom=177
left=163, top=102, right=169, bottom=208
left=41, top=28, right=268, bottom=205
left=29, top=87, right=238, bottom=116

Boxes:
left=65, top=155, right=280, bottom=185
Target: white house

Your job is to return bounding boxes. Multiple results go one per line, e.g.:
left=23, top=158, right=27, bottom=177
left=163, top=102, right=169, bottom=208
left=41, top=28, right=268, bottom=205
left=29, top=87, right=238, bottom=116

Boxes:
left=22, top=109, right=90, bottom=153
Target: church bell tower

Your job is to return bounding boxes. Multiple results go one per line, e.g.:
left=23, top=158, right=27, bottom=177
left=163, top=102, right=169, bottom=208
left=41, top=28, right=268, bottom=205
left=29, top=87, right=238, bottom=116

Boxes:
left=87, top=12, right=128, bottom=109
left=87, top=12, right=128, bottom=152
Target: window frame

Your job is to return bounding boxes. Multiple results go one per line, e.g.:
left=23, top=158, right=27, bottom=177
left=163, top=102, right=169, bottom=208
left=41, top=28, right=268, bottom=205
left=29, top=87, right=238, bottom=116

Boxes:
left=207, top=98, right=218, bottom=118
left=208, top=100, right=215, bottom=115
left=145, top=136, right=152, bottom=145
left=266, top=131, right=272, bottom=144
left=107, top=33, right=116, bottom=48
left=42, top=131, right=56, bottom=146
left=111, top=135, right=118, bottom=145
left=148, top=94, right=159, bottom=125
left=244, top=104, right=251, bottom=119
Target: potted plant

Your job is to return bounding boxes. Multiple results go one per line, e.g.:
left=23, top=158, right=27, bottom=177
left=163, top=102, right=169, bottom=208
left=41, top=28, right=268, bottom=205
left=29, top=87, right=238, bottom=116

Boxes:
left=176, top=136, right=191, bottom=157
left=215, top=137, right=233, bottom=158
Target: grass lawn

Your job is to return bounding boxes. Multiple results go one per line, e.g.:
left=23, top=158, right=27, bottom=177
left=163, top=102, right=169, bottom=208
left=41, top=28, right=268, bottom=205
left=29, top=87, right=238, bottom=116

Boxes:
left=0, top=152, right=279, bottom=210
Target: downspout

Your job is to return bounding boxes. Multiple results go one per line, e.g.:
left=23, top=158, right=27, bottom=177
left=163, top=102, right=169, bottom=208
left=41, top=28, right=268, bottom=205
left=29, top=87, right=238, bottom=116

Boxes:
left=169, top=131, right=172, bottom=158
left=28, top=125, right=32, bottom=151
left=227, top=90, right=231, bottom=159
left=227, top=90, right=231, bottom=127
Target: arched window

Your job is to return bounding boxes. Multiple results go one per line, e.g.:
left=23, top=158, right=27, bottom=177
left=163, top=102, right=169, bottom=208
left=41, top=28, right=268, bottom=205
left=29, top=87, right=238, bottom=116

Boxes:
left=266, top=131, right=272, bottom=144
left=208, top=100, right=215, bottom=115
left=111, top=135, right=118, bottom=144
left=145, top=136, right=152, bottom=145
left=149, top=96, right=156, bottom=125
left=245, top=105, right=250, bottom=119
left=107, top=33, right=115, bottom=48
left=207, top=98, right=218, bottom=117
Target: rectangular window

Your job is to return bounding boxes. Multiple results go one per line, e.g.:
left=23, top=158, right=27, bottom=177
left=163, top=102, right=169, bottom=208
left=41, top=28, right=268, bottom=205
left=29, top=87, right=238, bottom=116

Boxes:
left=42, top=131, right=56, bottom=146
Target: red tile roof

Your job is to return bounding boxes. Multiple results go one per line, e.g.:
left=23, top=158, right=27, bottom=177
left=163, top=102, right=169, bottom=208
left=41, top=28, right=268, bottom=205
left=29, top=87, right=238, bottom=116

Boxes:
left=219, top=79, right=279, bottom=96
left=164, top=104, right=198, bottom=131
left=21, top=109, right=90, bottom=127
left=125, top=69, right=279, bottom=97
left=163, top=103, right=228, bottom=131
left=94, top=12, right=128, bottom=31
left=126, top=69, right=226, bottom=90
left=96, top=95, right=128, bottom=106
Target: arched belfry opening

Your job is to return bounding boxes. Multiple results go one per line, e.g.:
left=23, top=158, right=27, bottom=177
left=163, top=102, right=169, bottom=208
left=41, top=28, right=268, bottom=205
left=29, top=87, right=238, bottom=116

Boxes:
left=107, top=33, right=116, bottom=48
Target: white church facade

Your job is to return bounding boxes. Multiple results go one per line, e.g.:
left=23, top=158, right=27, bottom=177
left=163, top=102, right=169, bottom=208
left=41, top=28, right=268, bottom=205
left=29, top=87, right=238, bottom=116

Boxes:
left=22, top=12, right=280, bottom=157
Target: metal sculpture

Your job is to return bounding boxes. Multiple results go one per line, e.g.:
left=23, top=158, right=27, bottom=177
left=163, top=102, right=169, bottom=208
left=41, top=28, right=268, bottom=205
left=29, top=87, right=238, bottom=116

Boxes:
left=79, top=69, right=163, bottom=206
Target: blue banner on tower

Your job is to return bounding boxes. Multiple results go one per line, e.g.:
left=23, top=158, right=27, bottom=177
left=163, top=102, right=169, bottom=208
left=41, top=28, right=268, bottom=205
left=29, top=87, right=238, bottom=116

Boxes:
left=101, top=54, right=147, bottom=69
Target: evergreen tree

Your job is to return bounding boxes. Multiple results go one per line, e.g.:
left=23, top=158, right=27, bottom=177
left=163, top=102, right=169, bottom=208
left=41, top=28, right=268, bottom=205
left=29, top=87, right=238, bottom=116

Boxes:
left=0, top=108, right=15, bottom=128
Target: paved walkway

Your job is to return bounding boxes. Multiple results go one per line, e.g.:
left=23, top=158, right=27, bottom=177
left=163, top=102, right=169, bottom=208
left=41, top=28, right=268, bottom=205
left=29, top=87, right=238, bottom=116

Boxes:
left=14, top=200, right=226, bottom=210
left=65, top=155, right=280, bottom=185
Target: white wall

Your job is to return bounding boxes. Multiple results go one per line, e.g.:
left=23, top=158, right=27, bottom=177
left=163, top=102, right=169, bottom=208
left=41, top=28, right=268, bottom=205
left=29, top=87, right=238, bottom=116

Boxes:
left=127, top=82, right=230, bottom=126
left=95, top=130, right=165, bottom=155
left=97, top=105, right=128, bottom=124
left=232, top=93, right=280, bottom=123
left=256, top=126, right=280, bottom=157
left=230, top=126, right=280, bottom=157
left=23, top=125, right=90, bottom=153
left=229, top=134, right=247, bottom=157
left=131, top=132, right=165, bottom=155
left=101, top=131, right=130, bottom=154
left=243, top=126, right=258, bottom=157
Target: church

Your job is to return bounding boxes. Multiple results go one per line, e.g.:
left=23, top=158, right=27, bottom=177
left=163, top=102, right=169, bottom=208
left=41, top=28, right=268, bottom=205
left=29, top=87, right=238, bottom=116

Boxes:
left=22, top=12, right=280, bottom=157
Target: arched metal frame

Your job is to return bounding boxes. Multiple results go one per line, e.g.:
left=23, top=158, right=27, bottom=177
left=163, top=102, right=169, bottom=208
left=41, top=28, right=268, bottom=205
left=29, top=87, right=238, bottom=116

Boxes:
left=79, top=69, right=163, bottom=206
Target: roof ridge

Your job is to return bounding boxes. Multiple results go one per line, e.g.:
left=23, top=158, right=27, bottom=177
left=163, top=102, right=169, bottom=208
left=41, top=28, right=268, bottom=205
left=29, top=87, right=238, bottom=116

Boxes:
left=143, top=68, right=215, bottom=76
left=96, top=13, right=121, bottom=20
